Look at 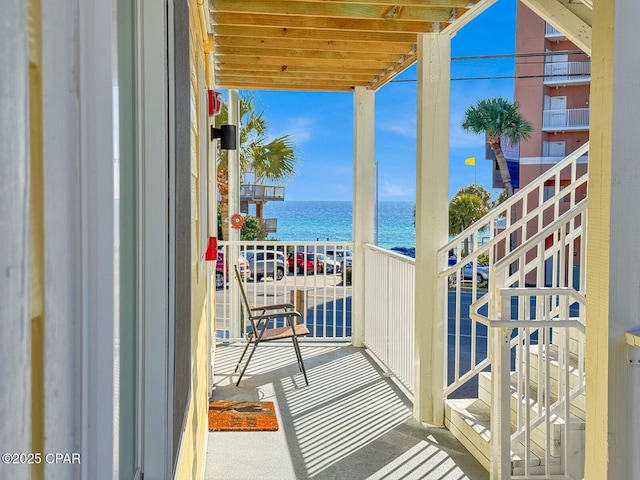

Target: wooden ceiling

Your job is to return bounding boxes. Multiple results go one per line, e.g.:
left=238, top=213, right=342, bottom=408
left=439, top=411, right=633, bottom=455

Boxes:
left=207, top=0, right=494, bottom=92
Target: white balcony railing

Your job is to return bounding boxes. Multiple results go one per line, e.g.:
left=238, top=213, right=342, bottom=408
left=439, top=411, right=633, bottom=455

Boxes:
left=363, top=244, right=415, bottom=395
left=545, top=24, right=566, bottom=40
left=542, top=108, right=590, bottom=131
left=543, top=61, right=591, bottom=85
left=216, top=241, right=352, bottom=341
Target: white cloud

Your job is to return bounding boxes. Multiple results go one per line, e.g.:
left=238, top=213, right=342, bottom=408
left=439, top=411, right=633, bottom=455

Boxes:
left=381, top=179, right=415, bottom=198
left=379, top=119, right=416, bottom=138
left=273, top=116, right=314, bottom=144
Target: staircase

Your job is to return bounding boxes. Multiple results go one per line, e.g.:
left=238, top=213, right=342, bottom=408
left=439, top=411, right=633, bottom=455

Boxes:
left=439, top=143, right=589, bottom=479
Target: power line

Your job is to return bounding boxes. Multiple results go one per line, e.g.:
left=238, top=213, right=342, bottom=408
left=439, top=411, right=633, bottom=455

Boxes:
left=391, top=73, right=590, bottom=82
left=451, top=50, right=586, bottom=61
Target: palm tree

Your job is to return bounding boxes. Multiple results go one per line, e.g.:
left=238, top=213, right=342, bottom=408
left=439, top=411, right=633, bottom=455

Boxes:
left=462, top=97, right=532, bottom=197
left=216, top=93, right=297, bottom=239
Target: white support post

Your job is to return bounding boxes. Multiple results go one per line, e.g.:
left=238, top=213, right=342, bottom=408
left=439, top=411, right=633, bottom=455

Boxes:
left=352, top=86, right=375, bottom=347
left=585, top=1, right=640, bottom=478
left=413, top=33, right=451, bottom=424
left=228, top=89, right=241, bottom=339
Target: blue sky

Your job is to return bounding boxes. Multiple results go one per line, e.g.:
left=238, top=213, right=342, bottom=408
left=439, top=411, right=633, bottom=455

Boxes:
left=230, top=0, right=516, bottom=203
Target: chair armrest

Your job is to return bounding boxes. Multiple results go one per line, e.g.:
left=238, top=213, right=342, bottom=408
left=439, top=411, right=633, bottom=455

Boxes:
left=250, top=303, right=296, bottom=312
left=250, top=310, right=301, bottom=322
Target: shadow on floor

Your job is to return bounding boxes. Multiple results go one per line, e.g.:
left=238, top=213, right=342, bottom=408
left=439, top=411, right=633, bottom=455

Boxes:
left=205, top=343, right=488, bottom=480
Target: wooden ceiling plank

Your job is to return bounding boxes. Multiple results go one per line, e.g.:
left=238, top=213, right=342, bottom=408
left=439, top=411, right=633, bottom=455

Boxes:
left=213, top=0, right=456, bottom=22
left=245, top=0, right=473, bottom=6
left=213, top=24, right=418, bottom=43
left=214, top=53, right=391, bottom=68
left=215, top=62, right=383, bottom=74
left=218, top=70, right=374, bottom=81
left=217, top=74, right=370, bottom=87
left=214, top=35, right=415, bottom=54
left=212, top=12, right=442, bottom=34
left=214, top=80, right=356, bottom=92
left=215, top=45, right=400, bottom=62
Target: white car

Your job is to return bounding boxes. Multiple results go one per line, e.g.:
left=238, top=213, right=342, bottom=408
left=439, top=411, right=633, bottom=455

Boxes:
left=315, top=253, right=341, bottom=274
left=241, top=249, right=286, bottom=281
left=325, top=249, right=352, bottom=268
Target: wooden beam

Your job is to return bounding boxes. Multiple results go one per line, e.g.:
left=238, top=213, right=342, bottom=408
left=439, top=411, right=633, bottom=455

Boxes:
left=215, top=35, right=415, bottom=54
left=213, top=12, right=442, bottom=34
left=214, top=80, right=356, bottom=92
left=214, top=0, right=457, bottom=22
left=214, top=45, right=400, bottom=62
left=215, top=62, right=383, bottom=75
left=520, top=0, right=591, bottom=55
left=369, top=54, right=417, bottom=90
left=216, top=74, right=370, bottom=87
left=213, top=25, right=418, bottom=43
left=222, top=0, right=476, bottom=6
left=218, top=70, right=373, bottom=81
left=214, top=53, right=393, bottom=69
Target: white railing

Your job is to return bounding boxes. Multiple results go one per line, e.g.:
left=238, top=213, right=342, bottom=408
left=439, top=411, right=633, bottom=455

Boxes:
left=542, top=108, right=590, bottom=131
left=216, top=241, right=353, bottom=341
left=543, top=61, right=591, bottom=84
left=440, top=142, right=589, bottom=398
left=545, top=24, right=565, bottom=39
left=363, top=245, right=415, bottom=395
left=489, top=288, right=586, bottom=479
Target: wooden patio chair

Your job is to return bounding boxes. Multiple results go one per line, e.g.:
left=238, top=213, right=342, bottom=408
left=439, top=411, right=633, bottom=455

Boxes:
left=233, top=265, right=310, bottom=386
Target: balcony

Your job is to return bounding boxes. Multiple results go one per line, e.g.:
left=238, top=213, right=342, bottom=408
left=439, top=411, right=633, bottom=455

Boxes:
left=206, top=343, right=489, bottom=479
left=240, top=184, right=285, bottom=203
left=542, top=108, right=590, bottom=132
left=258, top=217, right=278, bottom=233
left=544, top=61, right=591, bottom=86
left=545, top=23, right=566, bottom=41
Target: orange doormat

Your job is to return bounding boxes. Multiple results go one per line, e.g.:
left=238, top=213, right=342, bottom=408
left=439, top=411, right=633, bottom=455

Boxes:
left=208, top=401, right=279, bottom=431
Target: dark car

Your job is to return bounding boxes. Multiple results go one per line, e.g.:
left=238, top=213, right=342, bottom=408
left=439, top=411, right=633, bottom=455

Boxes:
left=390, top=246, right=415, bottom=258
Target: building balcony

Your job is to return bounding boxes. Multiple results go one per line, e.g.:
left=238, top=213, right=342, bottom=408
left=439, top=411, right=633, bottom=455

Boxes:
left=545, top=23, right=566, bottom=41
left=542, top=108, right=590, bottom=132
left=544, top=61, right=591, bottom=86
left=240, top=184, right=285, bottom=203
left=259, top=217, right=277, bottom=233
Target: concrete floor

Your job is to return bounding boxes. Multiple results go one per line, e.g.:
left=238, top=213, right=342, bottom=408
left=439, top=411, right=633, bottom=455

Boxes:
left=205, top=343, right=489, bottom=480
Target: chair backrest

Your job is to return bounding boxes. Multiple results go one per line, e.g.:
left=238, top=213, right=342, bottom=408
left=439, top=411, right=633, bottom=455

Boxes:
left=234, top=265, right=253, bottom=317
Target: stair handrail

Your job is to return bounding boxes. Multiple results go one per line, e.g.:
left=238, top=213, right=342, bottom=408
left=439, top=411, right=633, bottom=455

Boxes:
left=438, top=141, right=589, bottom=270
left=490, top=287, right=586, bottom=479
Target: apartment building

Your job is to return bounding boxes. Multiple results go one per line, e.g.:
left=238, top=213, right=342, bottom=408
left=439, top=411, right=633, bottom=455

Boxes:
left=515, top=3, right=590, bottom=189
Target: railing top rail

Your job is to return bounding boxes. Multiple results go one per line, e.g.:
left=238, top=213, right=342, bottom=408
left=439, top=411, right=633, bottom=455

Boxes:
left=439, top=142, right=589, bottom=257
left=498, top=286, right=586, bottom=304
left=219, top=240, right=354, bottom=247
left=364, top=243, right=416, bottom=265
left=439, top=193, right=588, bottom=278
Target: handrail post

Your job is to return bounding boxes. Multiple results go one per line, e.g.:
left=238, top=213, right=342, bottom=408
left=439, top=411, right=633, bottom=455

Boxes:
left=491, top=292, right=513, bottom=479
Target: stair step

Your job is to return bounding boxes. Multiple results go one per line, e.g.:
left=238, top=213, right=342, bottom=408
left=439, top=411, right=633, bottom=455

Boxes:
left=478, top=371, right=585, bottom=458
left=444, top=398, right=563, bottom=474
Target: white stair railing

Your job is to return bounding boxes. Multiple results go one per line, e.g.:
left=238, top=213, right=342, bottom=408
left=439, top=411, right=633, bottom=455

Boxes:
left=440, top=142, right=589, bottom=398
left=489, top=288, right=586, bottom=479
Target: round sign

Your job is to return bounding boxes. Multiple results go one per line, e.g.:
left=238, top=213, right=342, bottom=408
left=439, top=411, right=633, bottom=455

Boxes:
left=230, top=214, right=244, bottom=230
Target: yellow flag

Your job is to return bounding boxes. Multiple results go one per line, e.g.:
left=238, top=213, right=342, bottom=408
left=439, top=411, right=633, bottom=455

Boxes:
left=465, top=157, right=476, bottom=165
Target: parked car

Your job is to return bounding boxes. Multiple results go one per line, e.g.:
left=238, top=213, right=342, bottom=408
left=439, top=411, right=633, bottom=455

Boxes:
left=390, top=246, right=415, bottom=258
left=241, top=249, right=286, bottom=281
left=461, top=262, right=489, bottom=283
left=216, top=251, right=251, bottom=289
left=287, top=251, right=323, bottom=274
left=325, top=248, right=352, bottom=268
left=315, top=253, right=340, bottom=274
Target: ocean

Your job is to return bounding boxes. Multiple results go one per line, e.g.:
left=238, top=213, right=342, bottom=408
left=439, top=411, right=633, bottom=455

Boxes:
left=262, top=201, right=416, bottom=249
